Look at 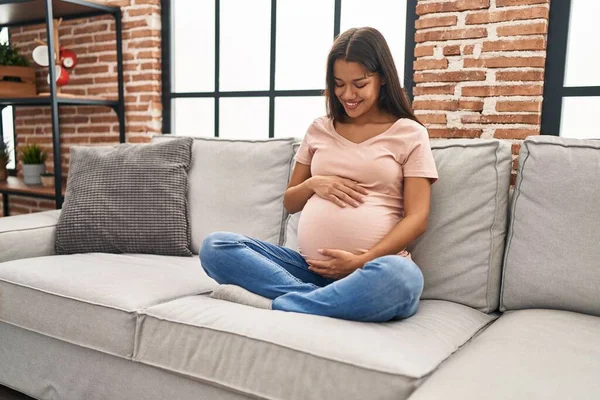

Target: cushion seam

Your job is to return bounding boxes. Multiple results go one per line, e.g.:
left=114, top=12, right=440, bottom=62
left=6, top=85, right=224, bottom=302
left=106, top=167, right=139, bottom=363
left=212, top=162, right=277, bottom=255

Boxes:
left=499, top=140, right=531, bottom=310
left=0, top=224, right=57, bottom=235
left=485, top=141, right=501, bottom=312
left=0, top=318, right=133, bottom=360
left=0, top=278, right=143, bottom=313
left=278, top=145, right=294, bottom=246
left=136, top=311, right=485, bottom=378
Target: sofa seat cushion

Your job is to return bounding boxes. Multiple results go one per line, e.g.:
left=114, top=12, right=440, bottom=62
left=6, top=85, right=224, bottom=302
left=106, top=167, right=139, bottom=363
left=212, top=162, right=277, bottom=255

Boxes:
left=135, top=297, right=495, bottom=400
left=0, top=253, right=215, bottom=359
left=407, top=309, right=600, bottom=400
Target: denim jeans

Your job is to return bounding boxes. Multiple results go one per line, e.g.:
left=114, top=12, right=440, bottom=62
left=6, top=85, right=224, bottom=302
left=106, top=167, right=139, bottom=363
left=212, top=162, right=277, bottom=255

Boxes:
left=199, top=231, right=424, bottom=322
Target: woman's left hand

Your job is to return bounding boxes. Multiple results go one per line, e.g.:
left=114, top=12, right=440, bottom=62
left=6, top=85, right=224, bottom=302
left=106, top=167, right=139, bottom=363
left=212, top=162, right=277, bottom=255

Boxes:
left=306, top=249, right=365, bottom=280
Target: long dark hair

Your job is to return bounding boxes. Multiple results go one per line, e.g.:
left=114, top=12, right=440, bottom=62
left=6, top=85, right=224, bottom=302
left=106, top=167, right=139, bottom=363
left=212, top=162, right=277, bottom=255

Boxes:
left=325, top=27, right=421, bottom=125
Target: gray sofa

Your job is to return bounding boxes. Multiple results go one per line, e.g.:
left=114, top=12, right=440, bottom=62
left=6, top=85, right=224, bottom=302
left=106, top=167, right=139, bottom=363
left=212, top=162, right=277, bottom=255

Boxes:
left=0, top=135, right=598, bottom=400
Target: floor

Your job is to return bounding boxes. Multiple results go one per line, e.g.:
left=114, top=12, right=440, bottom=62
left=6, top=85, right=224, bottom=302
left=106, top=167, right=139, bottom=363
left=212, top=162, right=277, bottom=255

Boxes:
left=0, top=385, right=35, bottom=400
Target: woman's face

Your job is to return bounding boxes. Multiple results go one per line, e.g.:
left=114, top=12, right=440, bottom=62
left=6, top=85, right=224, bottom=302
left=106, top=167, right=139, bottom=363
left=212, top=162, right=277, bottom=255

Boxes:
left=333, top=59, right=383, bottom=120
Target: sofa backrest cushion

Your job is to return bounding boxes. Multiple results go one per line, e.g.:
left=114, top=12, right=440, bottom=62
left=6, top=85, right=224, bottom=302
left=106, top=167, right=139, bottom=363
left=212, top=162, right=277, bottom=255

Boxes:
left=152, top=136, right=295, bottom=253
left=285, top=139, right=512, bottom=313
left=500, top=136, right=600, bottom=316
left=408, top=139, right=512, bottom=313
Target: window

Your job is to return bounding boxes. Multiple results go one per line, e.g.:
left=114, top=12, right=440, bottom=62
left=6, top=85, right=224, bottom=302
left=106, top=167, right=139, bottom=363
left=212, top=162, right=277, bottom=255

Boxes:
left=162, top=0, right=418, bottom=139
left=542, top=0, right=600, bottom=139
left=0, top=27, right=16, bottom=170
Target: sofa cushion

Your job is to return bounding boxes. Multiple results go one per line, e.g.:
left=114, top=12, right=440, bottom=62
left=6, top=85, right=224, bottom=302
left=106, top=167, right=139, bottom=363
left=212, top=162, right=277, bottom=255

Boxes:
left=407, top=309, right=600, bottom=400
left=152, top=136, right=295, bottom=253
left=0, top=253, right=215, bottom=359
left=135, top=298, right=495, bottom=400
left=501, top=136, right=600, bottom=316
left=0, top=209, right=60, bottom=263
left=285, top=139, right=512, bottom=313
left=56, top=138, right=194, bottom=256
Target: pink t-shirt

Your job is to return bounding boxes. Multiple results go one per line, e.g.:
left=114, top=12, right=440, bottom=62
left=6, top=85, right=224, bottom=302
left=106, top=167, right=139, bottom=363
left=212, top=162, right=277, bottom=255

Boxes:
left=295, top=116, right=438, bottom=261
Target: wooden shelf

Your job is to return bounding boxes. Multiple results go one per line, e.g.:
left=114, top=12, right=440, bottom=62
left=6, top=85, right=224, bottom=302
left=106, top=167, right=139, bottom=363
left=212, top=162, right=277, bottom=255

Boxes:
left=0, top=0, right=118, bottom=28
left=0, top=176, right=64, bottom=199
left=0, top=94, right=118, bottom=108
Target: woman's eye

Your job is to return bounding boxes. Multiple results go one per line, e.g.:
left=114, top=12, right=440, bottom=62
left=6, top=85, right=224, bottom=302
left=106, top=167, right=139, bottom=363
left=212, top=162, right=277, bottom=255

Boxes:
left=335, top=83, right=344, bottom=88
left=355, top=84, right=366, bottom=89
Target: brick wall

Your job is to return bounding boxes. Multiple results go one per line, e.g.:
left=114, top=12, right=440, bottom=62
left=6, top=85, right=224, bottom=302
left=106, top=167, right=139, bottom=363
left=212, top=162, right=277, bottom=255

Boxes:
left=0, top=0, right=161, bottom=216
left=413, top=0, right=549, bottom=183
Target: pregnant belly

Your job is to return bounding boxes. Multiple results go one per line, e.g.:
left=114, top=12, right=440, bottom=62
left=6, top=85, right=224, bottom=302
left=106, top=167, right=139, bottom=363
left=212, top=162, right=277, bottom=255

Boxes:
left=297, top=195, right=400, bottom=261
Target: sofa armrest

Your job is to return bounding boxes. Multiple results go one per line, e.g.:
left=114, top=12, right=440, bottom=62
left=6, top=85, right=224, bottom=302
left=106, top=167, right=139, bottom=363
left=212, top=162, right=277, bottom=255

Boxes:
left=0, top=210, right=61, bottom=263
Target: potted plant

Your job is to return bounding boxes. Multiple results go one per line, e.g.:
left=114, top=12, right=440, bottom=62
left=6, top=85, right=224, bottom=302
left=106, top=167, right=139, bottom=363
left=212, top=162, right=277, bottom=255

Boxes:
left=0, top=42, right=36, bottom=97
left=19, top=144, right=47, bottom=185
left=0, top=140, right=10, bottom=182
left=40, top=171, right=55, bottom=188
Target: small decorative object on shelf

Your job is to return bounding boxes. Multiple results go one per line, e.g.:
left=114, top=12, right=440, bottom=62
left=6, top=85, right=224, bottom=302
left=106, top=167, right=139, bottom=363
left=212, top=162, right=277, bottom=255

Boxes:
left=19, top=144, right=48, bottom=186
left=0, top=42, right=36, bottom=97
left=0, top=140, right=10, bottom=182
left=40, top=172, right=55, bottom=188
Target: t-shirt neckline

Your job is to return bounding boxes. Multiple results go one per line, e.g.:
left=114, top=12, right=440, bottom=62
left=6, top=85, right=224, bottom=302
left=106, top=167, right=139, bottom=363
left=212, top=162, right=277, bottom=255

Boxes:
left=329, top=117, right=402, bottom=146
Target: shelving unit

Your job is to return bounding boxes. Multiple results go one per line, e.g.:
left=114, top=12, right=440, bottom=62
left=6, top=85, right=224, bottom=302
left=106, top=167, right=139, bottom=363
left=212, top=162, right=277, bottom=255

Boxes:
left=0, top=0, right=125, bottom=217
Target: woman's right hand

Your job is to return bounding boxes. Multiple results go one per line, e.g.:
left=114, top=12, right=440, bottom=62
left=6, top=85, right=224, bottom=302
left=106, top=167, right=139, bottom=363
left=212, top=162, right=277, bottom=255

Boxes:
left=307, top=176, right=368, bottom=208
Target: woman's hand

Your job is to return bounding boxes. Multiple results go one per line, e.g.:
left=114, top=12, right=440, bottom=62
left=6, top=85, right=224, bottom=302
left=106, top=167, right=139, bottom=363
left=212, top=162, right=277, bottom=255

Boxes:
left=306, top=249, right=366, bottom=280
left=307, top=176, right=368, bottom=208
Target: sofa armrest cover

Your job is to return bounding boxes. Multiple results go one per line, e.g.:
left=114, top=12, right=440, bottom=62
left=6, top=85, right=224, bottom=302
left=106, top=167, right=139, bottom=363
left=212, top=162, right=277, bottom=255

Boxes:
left=0, top=210, right=61, bottom=263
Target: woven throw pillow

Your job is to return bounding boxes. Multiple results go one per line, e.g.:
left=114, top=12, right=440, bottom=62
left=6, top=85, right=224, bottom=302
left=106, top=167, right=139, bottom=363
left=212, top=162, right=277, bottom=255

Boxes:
left=55, top=138, right=194, bottom=256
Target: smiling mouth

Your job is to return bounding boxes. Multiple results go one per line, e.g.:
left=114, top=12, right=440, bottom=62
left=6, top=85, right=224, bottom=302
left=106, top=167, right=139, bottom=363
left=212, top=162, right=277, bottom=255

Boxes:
left=343, top=100, right=361, bottom=110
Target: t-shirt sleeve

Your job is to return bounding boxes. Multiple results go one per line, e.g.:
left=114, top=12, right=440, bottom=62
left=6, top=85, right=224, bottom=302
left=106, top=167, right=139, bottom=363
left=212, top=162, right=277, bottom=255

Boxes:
left=294, top=124, right=315, bottom=165
left=402, top=125, right=439, bottom=184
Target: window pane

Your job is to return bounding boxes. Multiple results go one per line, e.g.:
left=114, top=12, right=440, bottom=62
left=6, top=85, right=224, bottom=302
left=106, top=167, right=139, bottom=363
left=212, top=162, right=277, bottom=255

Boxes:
left=564, top=1, right=600, bottom=87
left=560, top=97, right=600, bottom=139
left=173, top=1, right=215, bottom=92
left=276, top=0, right=334, bottom=90
left=1, top=28, right=15, bottom=170
left=173, top=98, right=214, bottom=137
left=2, top=106, right=15, bottom=170
left=219, top=98, right=269, bottom=139
left=275, top=96, right=327, bottom=138
left=341, top=0, right=407, bottom=83
left=220, top=0, right=271, bottom=91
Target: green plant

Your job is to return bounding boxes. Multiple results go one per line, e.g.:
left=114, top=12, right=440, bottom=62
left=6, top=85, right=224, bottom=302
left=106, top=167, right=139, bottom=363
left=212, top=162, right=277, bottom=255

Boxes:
left=0, top=140, right=10, bottom=166
left=0, top=42, right=30, bottom=67
left=19, top=144, right=47, bottom=164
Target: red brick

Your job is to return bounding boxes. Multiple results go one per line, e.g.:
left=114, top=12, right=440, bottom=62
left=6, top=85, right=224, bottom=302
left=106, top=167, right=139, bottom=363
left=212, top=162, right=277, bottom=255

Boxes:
left=482, top=38, right=546, bottom=52
left=416, top=28, right=488, bottom=43
left=415, top=71, right=486, bottom=82
left=414, top=59, right=449, bottom=70
left=428, top=128, right=482, bottom=138
left=462, top=85, right=543, bottom=97
left=413, top=100, right=459, bottom=111
left=497, top=22, right=547, bottom=37
left=496, top=70, right=544, bottom=81
left=497, top=0, right=548, bottom=6
left=493, top=128, right=540, bottom=139
left=413, top=85, right=456, bottom=96
left=415, top=45, right=436, bottom=57
left=463, top=44, right=476, bottom=55
left=416, top=16, right=458, bottom=29
left=466, top=7, right=549, bottom=24
left=463, top=56, right=546, bottom=68
left=417, top=0, right=490, bottom=15
left=443, top=45, right=461, bottom=56
left=496, top=100, right=542, bottom=112
left=417, top=114, right=448, bottom=124
left=461, top=114, right=541, bottom=124
left=458, top=100, right=484, bottom=111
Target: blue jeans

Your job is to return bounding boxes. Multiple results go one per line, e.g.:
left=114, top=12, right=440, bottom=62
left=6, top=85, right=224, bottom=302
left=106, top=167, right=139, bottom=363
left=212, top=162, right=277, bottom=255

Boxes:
left=199, top=231, right=424, bottom=322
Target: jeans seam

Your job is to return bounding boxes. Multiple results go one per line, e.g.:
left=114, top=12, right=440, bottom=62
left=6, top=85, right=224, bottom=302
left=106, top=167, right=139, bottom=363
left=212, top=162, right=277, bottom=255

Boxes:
left=239, top=239, right=308, bottom=270
left=235, top=240, right=318, bottom=288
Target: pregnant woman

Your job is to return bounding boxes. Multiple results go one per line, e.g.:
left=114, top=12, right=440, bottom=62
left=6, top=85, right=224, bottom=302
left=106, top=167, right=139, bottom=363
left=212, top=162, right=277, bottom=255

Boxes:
left=200, top=27, right=438, bottom=322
